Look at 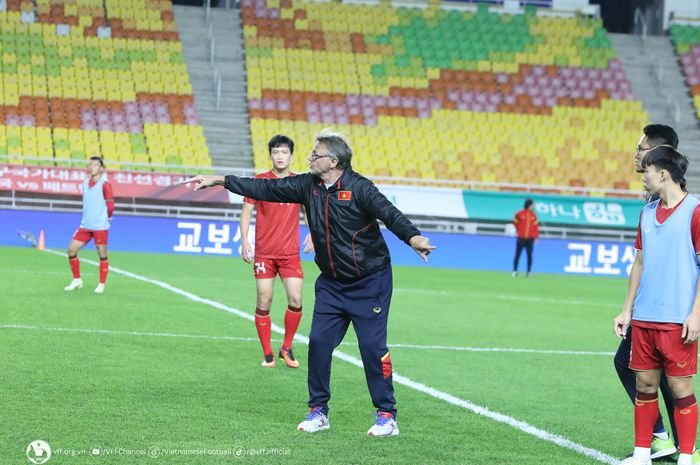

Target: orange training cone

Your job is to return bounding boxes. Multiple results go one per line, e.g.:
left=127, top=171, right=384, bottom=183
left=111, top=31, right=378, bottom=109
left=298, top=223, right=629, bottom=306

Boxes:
left=37, top=230, right=45, bottom=251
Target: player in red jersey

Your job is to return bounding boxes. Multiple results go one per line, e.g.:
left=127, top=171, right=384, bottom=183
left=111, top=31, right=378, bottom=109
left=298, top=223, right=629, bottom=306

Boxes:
left=512, top=198, right=539, bottom=278
left=240, top=135, right=313, bottom=368
left=64, top=156, right=114, bottom=294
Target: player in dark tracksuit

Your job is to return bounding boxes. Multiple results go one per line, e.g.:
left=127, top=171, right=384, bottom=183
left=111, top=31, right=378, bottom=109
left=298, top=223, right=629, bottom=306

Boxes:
left=613, top=124, right=682, bottom=459
left=185, top=130, right=436, bottom=437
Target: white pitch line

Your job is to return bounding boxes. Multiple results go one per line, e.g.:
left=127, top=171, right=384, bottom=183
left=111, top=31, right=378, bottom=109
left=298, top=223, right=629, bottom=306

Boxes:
left=0, top=324, right=266, bottom=343
left=0, top=324, right=616, bottom=357
left=42, top=249, right=620, bottom=465
left=0, top=269, right=83, bottom=276
left=395, top=287, right=618, bottom=308
left=386, top=343, right=616, bottom=356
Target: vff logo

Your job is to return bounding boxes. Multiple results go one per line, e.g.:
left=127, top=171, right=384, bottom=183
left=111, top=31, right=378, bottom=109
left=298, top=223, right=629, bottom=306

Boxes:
left=255, top=262, right=266, bottom=274
left=26, top=440, right=52, bottom=464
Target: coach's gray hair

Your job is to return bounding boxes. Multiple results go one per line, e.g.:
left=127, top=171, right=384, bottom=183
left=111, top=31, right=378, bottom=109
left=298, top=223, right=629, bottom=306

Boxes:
left=315, top=128, right=352, bottom=169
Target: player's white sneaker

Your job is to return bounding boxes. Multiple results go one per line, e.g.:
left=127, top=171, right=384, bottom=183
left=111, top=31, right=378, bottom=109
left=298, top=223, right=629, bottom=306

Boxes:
left=619, top=457, right=651, bottom=465
left=367, top=411, right=399, bottom=437
left=94, top=283, right=105, bottom=294
left=297, top=407, right=330, bottom=433
left=64, top=278, right=83, bottom=291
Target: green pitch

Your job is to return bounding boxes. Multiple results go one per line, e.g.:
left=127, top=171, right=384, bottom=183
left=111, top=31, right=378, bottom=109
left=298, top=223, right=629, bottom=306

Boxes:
left=0, top=246, right=679, bottom=464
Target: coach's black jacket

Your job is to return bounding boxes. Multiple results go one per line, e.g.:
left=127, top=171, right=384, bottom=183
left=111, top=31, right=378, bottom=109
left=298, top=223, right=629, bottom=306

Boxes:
left=224, top=168, right=421, bottom=281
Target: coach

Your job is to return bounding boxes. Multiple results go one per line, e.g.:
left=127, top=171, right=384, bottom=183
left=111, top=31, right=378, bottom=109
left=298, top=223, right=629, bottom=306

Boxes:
left=186, top=129, right=435, bottom=437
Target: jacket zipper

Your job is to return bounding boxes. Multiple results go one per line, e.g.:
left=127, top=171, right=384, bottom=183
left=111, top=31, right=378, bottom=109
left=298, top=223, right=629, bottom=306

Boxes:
left=352, top=223, right=373, bottom=277
left=325, top=191, right=337, bottom=279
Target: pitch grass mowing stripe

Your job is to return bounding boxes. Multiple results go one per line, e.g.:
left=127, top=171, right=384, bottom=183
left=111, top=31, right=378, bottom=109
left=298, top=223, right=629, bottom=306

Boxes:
left=0, top=324, right=617, bottom=356
left=44, top=249, right=620, bottom=465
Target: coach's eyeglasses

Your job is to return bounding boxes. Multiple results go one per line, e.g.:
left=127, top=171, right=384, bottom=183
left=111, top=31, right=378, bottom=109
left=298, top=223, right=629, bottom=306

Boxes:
left=308, top=150, right=333, bottom=161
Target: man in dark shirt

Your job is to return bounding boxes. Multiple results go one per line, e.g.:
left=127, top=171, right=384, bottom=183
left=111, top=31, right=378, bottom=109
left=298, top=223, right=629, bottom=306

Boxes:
left=185, top=129, right=435, bottom=437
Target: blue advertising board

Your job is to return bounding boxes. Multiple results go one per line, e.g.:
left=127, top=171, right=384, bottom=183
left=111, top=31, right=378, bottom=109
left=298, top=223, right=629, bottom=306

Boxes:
left=0, top=209, right=634, bottom=278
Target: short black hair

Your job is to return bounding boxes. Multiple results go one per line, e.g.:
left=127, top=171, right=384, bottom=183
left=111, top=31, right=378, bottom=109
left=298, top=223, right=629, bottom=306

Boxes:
left=642, top=145, right=688, bottom=185
left=268, top=134, right=294, bottom=154
left=524, top=199, right=534, bottom=209
left=643, top=124, right=679, bottom=149
left=89, top=156, right=104, bottom=167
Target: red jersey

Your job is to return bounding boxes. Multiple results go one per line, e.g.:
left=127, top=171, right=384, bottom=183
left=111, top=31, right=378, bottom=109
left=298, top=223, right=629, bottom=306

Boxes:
left=513, top=209, right=539, bottom=239
left=243, top=170, right=301, bottom=258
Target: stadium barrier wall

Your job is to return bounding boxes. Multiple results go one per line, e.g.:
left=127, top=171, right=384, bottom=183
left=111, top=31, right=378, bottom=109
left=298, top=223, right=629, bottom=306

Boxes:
left=1, top=209, right=634, bottom=278
left=458, top=190, right=644, bottom=228
left=1, top=163, right=643, bottom=227
left=0, top=164, right=230, bottom=203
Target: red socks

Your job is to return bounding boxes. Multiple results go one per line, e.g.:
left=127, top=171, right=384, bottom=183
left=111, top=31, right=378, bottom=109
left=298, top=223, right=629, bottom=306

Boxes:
left=634, top=392, right=658, bottom=448
left=283, top=306, right=302, bottom=349
left=99, top=257, right=108, bottom=284
left=675, top=394, right=699, bottom=454
left=68, top=254, right=108, bottom=283
left=255, top=309, right=273, bottom=356
left=68, top=255, right=80, bottom=279
left=255, top=307, right=303, bottom=356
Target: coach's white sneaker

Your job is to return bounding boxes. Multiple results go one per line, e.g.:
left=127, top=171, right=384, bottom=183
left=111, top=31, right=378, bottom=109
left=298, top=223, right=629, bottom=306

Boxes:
left=64, top=278, right=83, bottom=291
left=367, top=411, right=399, bottom=437
left=297, top=407, right=330, bottom=433
left=94, top=283, right=105, bottom=294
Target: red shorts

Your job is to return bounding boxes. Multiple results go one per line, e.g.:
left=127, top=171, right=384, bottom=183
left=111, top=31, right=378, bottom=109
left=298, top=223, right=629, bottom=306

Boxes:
left=630, top=324, right=698, bottom=376
left=252, top=256, right=303, bottom=279
left=72, top=228, right=109, bottom=246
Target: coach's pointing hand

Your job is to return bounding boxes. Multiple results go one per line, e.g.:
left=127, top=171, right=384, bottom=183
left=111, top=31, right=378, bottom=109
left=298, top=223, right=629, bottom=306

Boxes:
left=409, top=235, right=436, bottom=262
left=182, top=175, right=225, bottom=191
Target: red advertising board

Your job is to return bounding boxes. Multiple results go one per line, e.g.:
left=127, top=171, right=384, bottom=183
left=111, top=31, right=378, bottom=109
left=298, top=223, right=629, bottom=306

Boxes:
left=0, top=164, right=230, bottom=203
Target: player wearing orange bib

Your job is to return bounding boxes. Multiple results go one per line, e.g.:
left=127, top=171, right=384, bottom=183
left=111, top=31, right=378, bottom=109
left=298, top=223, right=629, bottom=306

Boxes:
left=240, top=135, right=313, bottom=368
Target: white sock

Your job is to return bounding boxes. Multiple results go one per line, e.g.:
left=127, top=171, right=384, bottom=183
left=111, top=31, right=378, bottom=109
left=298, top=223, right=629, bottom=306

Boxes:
left=633, top=447, right=651, bottom=462
left=653, top=431, right=669, bottom=440
left=678, top=453, right=692, bottom=465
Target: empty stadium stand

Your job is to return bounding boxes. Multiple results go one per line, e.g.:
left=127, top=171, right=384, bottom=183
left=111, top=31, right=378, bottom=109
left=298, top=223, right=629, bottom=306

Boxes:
left=0, top=0, right=210, bottom=171
left=242, top=0, right=649, bottom=191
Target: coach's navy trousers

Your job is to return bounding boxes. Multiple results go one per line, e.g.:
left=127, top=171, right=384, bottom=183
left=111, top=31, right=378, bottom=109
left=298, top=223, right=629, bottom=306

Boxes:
left=307, top=266, right=396, bottom=417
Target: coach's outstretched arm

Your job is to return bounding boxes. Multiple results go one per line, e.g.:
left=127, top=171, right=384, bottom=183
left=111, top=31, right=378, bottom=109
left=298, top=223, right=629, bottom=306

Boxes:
left=184, top=174, right=225, bottom=189
left=356, top=179, right=436, bottom=261
left=184, top=174, right=305, bottom=204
